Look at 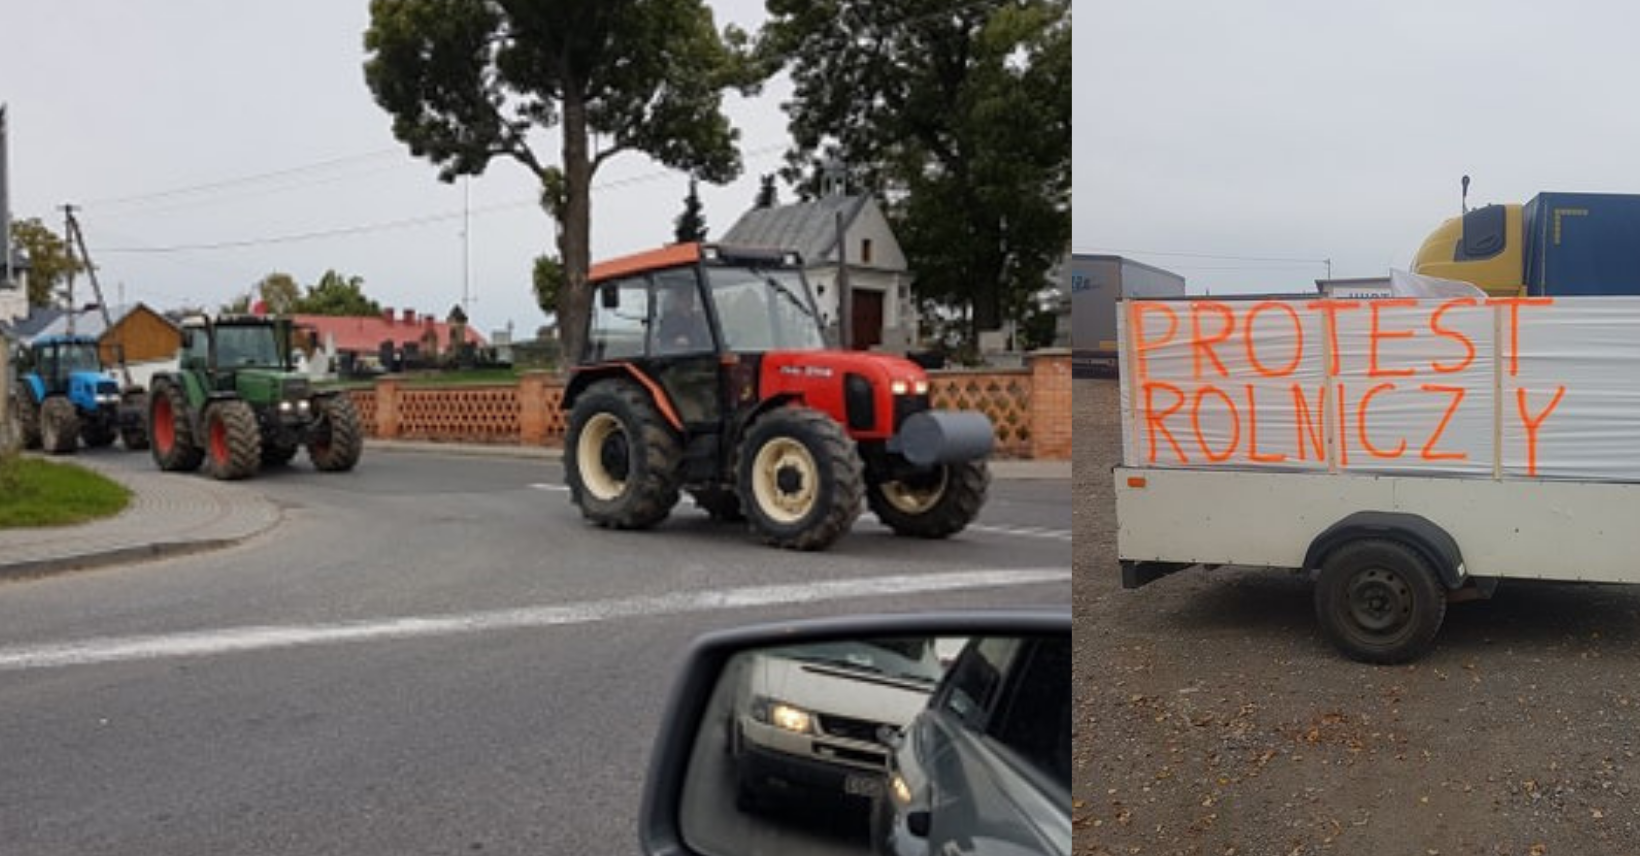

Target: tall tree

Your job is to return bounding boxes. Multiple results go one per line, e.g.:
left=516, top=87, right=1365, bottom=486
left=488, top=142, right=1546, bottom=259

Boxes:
left=8, top=218, right=85, bottom=308
left=258, top=272, right=301, bottom=315
left=295, top=271, right=382, bottom=316
left=761, top=0, right=1071, bottom=342
left=364, top=0, right=761, bottom=362
left=673, top=178, right=708, bottom=244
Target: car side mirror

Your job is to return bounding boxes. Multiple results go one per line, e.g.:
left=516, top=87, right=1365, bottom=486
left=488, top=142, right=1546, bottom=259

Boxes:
left=639, top=610, right=1069, bottom=856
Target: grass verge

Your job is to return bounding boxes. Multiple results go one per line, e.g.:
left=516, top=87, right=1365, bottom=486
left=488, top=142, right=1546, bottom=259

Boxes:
left=0, top=454, right=132, bottom=528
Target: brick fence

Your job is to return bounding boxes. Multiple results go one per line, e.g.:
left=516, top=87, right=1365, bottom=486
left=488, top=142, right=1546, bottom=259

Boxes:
left=346, top=349, right=1071, bottom=460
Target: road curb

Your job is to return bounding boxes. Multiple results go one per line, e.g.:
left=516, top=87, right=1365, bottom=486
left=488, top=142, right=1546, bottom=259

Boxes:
left=0, top=539, right=247, bottom=582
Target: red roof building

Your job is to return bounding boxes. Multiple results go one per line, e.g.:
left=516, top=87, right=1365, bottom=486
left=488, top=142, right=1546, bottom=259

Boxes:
left=290, top=308, right=487, bottom=359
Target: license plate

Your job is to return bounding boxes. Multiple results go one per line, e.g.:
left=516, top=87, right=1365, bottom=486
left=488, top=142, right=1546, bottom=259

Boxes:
left=844, top=774, right=884, bottom=798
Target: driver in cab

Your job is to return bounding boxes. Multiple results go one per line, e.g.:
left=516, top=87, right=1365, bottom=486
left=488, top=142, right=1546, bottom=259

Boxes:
left=656, top=287, right=712, bottom=355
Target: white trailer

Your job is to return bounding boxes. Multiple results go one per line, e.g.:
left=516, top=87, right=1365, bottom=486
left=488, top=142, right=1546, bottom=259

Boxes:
left=1113, top=294, right=1640, bottom=662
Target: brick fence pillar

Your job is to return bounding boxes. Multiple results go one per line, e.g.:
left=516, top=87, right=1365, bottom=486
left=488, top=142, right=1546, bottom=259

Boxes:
left=1028, top=348, right=1072, bottom=460
left=518, top=372, right=549, bottom=446
left=376, top=377, right=401, bottom=440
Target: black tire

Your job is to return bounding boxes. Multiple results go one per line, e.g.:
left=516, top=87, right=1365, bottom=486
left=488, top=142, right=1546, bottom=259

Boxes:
left=736, top=407, right=863, bottom=551
left=308, top=395, right=363, bottom=472
left=81, top=417, right=116, bottom=449
left=150, top=380, right=204, bottom=472
left=8, top=393, right=41, bottom=450
left=120, top=392, right=150, bottom=451
left=39, top=396, right=80, bottom=455
left=202, top=399, right=261, bottom=481
left=564, top=381, right=683, bottom=529
left=1314, top=539, right=1447, bottom=664
left=867, top=460, right=990, bottom=538
left=690, top=487, right=745, bottom=522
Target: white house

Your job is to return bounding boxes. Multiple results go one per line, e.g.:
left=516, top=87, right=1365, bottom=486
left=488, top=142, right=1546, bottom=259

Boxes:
left=0, top=250, right=29, bottom=325
left=721, top=194, right=916, bottom=352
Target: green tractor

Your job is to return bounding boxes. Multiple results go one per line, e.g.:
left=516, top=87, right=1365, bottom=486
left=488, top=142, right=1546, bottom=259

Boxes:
left=147, top=315, right=363, bottom=480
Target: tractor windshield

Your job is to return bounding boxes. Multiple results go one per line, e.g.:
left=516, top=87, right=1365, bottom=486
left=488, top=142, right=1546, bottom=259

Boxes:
left=59, top=343, right=103, bottom=373
left=706, top=266, right=826, bottom=352
left=215, top=325, right=283, bottom=368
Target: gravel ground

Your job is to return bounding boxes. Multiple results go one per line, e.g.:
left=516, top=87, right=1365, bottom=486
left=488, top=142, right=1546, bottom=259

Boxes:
left=1075, top=377, right=1640, bottom=856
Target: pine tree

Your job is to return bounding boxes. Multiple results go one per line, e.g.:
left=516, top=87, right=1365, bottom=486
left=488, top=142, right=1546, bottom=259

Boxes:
left=674, top=178, right=708, bottom=243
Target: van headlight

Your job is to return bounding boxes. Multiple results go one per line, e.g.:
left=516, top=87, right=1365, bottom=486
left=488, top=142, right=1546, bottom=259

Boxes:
left=751, top=697, right=813, bottom=734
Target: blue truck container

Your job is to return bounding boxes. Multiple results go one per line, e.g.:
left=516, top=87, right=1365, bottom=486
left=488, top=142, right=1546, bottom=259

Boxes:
left=1524, top=193, right=1640, bottom=296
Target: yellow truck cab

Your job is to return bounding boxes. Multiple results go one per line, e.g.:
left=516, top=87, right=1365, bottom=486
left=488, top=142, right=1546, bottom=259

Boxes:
left=1410, top=203, right=1525, bottom=297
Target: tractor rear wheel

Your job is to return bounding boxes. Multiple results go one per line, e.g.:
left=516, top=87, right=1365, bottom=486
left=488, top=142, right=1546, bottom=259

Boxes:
left=120, top=391, right=150, bottom=451
left=867, top=460, right=990, bottom=539
left=737, top=407, right=863, bottom=551
left=39, top=396, right=80, bottom=455
left=203, top=400, right=261, bottom=480
left=564, top=381, right=683, bottom=530
left=150, top=380, right=203, bottom=472
left=8, top=393, right=41, bottom=450
left=308, top=395, right=363, bottom=472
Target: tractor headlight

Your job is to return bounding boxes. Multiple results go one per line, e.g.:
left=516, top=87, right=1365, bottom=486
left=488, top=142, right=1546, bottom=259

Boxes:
left=890, top=380, right=910, bottom=396
left=299, top=399, right=311, bottom=413
left=279, top=400, right=295, bottom=413
left=913, top=380, right=929, bottom=395
left=97, top=394, right=120, bottom=404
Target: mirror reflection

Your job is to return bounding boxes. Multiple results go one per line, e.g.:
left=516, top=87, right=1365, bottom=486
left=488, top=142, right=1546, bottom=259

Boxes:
left=680, top=633, right=1070, bottom=856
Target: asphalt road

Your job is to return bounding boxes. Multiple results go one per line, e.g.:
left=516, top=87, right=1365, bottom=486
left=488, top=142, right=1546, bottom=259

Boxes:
left=0, top=449, right=1069, bottom=856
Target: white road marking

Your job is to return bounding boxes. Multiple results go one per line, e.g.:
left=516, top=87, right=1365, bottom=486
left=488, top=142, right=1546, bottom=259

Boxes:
left=967, top=524, right=1074, bottom=542
left=529, top=483, right=571, bottom=492
left=0, top=569, right=1068, bottom=672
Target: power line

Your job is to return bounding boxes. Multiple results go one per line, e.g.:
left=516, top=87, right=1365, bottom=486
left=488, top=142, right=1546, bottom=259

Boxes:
left=92, top=145, right=787, bottom=255
left=84, top=148, right=404, bottom=209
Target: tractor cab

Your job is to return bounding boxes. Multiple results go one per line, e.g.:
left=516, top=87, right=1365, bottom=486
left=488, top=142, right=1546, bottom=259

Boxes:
left=563, top=242, right=994, bottom=551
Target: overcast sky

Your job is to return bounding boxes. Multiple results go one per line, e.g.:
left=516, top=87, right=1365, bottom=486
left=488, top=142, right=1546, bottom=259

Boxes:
left=1, top=0, right=786, bottom=335
left=1075, top=0, right=1640, bottom=294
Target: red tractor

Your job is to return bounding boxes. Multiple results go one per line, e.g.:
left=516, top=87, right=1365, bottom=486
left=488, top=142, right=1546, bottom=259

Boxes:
left=563, top=243, right=994, bottom=550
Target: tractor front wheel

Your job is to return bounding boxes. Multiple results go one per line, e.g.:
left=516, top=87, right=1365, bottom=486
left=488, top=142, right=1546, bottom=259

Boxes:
left=8, top=394, right=41, bottom=450
left=39, top=396, right=80, bottom=455
left=867, top=460, right=990, bottom=539
left=308, top=395, right=363, bottom=472
left=737, top=407, right=863, bottom=551
left=120, top=391, right=150, bottom=451
left=564, top=381, right=683, bottom=530
left=203, top=400, right=261, bottom=480
left=150, top=381, right=203, bottom=472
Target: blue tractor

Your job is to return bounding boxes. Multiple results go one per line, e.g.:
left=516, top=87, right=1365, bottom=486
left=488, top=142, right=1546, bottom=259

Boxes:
left=7, top=334, right=149, bottom=454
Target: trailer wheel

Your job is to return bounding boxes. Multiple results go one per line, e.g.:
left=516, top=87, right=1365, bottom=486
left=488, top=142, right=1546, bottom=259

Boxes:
left=1314, top=539, right=1446, bottom=664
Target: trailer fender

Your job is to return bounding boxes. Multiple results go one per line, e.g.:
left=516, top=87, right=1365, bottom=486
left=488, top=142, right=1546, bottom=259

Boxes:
left=1305, top=512, right=1465, bottom=590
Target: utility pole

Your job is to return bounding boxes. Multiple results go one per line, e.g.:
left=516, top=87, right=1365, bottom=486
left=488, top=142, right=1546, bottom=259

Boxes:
left=61, top=207, right=132, bottom=387
left=61, top=204, right=77, bottom=336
